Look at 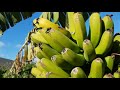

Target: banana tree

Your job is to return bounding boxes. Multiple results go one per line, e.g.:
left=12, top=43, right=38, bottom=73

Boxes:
left=0, top=12, right=92, bottom=36
left=0, top=12, right=35, bottom=35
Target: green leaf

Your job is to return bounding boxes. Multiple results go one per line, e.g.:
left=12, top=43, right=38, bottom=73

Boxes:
left=0, top=13, right=7, bottom=32
left=5, top=12, right=14, bottom=27
left=11, top=12, right=22, bottom=23
left=21, top=12, right=32, bottom=19
left=1, top=12, right=10, bottom=29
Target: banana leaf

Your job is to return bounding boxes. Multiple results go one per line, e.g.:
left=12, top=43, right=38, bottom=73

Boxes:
left=0, top=13, right=8, bottom=32
left=11, top=12, right=22, bottom=23
left=21, top=12, right=33, bottom=19
left=5, top=12, right=14, bottom=27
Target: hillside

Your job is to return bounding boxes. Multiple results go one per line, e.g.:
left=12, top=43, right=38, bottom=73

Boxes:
left=0, top=57, right=14, bottom=70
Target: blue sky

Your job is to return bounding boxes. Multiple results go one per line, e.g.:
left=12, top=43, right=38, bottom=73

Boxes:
left=0, top=12, right=120, bottom=60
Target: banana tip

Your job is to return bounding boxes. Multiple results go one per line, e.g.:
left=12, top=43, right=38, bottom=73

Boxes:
left=72, top=67, right=79, bottom=74
left=61, top=48, right=68, bottom=54
left=83, top=39, right=90, bottom=44
left=95, top=58, right=103, bottom=63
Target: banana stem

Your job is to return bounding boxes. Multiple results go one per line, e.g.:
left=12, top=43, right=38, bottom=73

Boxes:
left=106, top=14, right=113, bottom=17
left=112, top=53, right=120, bottom=56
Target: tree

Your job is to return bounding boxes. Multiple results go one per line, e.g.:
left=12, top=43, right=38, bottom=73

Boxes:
left=0, top=12, right=35, bottom=35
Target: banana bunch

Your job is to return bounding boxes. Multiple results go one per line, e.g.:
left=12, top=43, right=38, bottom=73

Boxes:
left=20, top=12, right=120, bottom=78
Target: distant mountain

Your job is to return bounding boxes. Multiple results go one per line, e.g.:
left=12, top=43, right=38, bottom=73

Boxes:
left=0, top=57, right=14, bottom=70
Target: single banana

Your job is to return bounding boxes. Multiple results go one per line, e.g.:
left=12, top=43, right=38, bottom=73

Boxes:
left=57, top=27, right=71, bottom=38
left=112, top=33, right=120, bottom=54
left=30, top=31, right=48, bottom=44
left=38, top=29, right=64, bottom=53
left=40, top=58, right=70, bottom=78
left=67, top=12, right=76, bottom=40
left=113, top=70, right=120, bottom=78
left=95, top=29, right=113, bottom=57
left=51, top=55, right=73, bottom=71
left=70, top=67, right=87, bottom=78
left=89, top=12, right=102, bottom=48
left=33, top=18, right=40, bottom=28
left=34, top=46, right=44, bottom=59
left=104, top=55, right=115, bottom=73
left=36, top=71, right=48, bottom=78
left=61, top=48, right=86, bottom=66
left=47, top=29, right=80, bottom=53
left=83, top=39, right=96, bottom=62
left=39, top=43, right=60, bottom=59
left=33, top=18, right=71, bottom=38
left=31, top=67, right=42, bottom=77
left=103, top=73, right=114, bottom=78
left=88, top=58, right=105, bottom=78
left=46, top=72, right=64, bottom=78
left=36, top=59, right=47, bottom=72
left=33, top=18, right=59, bottom=29
left=73, top=12, right=87, bottom=49
left=102, top=15, right=114, bottom=31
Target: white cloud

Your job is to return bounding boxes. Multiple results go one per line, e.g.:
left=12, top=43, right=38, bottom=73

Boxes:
left=16, top=44, right=22, bottom=48
left=0, top=54, right=5, bottom=57
left=0, top=41, right=5, bottom=48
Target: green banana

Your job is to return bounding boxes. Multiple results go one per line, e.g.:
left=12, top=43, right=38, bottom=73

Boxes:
left=38, top=29, right=64, bottom=53
left=103, top=73, right=114, bottom=78
left=57, top=27, right=71, bottom=38
left=46, top=72, right=64, bottom=78
left=39, top=29, right=64, bottom=53
left=40, top=58, right=70, bottom=78
left=102, top=15, right=114, bottom=32
left=36, top=71, right=47, bottom=78
left=104, top=55, right=115, bottom=73
left=112, top=33, right=120, bottom=54
left=83, top=39, right=96, bottom=62
left=31, top=67, right=42, bottom=77
left=61, top=48, right=86, bottom=66
left=35, top=45, right=50, bottom=59
left=34, top=46, right=45, bottom=59
left=67, top=12, right=76, bottom=40
left=89, top=12, right=102, bottom=48
left=39, top=43, right=60, bottom=59
left=51, top=55, right=73, bottom=71
left=30, top=30, right=48, bottom=44
left=47, top=29, right=80, bottom=53
left=33, top=17, right=71, bottom=37
left=88, top=58, right=105, bottom=78
left=36, top=59, right=47, bottom=72
left=33, top=17, right=59, bottom=29
left=73, top=12, right=87, bottom=49
left=70, top=67, right=87, bottom=78
left=113, top=70, right=120, bottom=78
left=95, top=29, right=113, bottom=57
